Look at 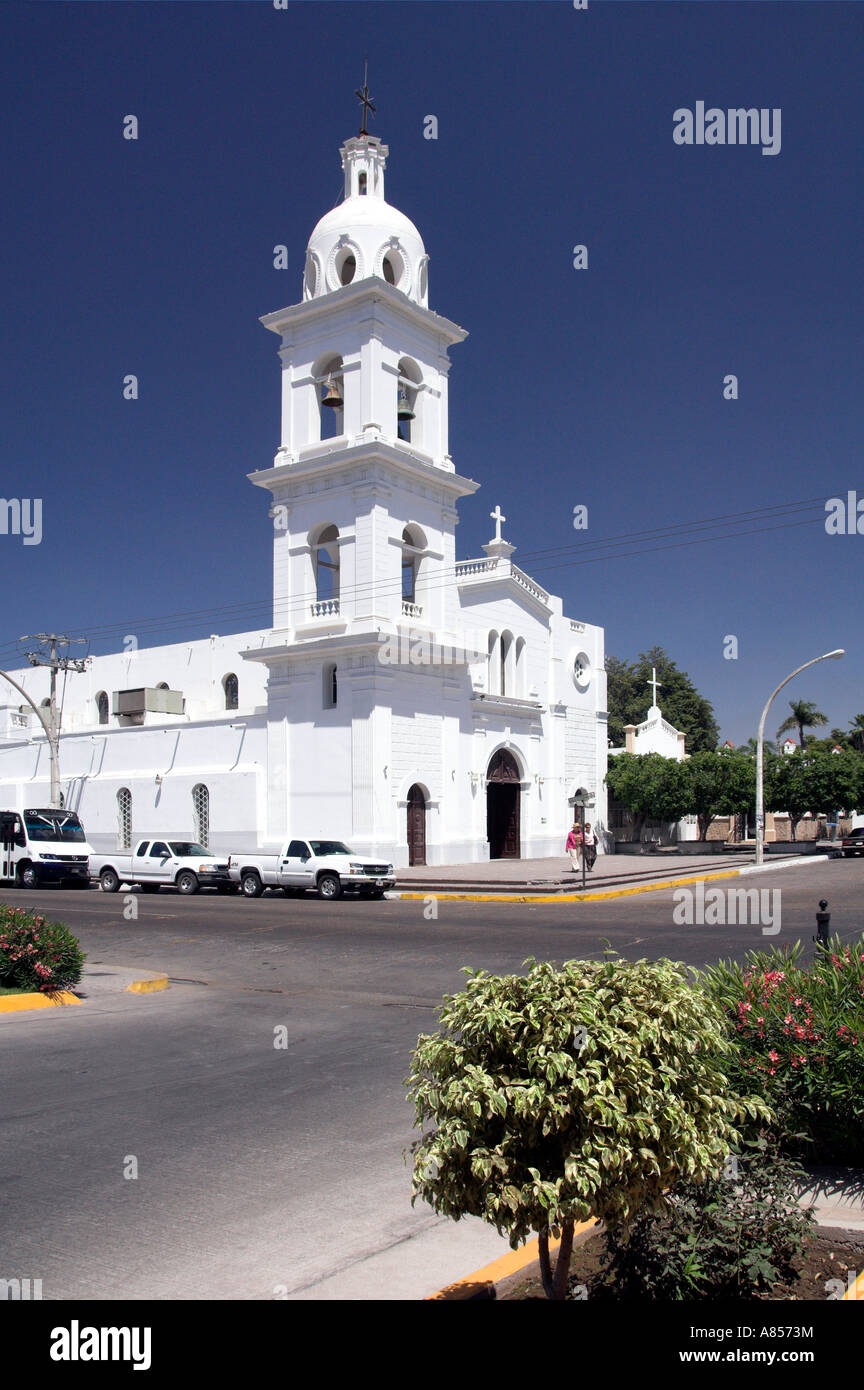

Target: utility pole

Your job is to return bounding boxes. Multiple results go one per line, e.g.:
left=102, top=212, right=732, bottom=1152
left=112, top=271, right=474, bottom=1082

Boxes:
left=17, top=634, right=90, bottom=808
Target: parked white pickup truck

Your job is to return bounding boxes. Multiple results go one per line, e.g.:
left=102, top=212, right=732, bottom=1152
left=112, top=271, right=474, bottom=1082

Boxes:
left=229, top=839, right=395, bottom=900
left=91, top=839, right=235, bottom=895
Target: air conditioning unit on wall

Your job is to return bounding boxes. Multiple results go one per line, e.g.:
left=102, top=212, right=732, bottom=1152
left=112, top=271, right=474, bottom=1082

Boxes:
left=112, top=687, right=185, bottom=716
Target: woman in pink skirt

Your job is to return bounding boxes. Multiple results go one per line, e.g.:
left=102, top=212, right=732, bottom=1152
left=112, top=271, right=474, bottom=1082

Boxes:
left=566, top=823, right=583, bottom=873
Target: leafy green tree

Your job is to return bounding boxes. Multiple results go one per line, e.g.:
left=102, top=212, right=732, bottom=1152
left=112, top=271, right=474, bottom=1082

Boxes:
left=776, top=700, right=827, bottom=750
left=681, top=750, right=756, bottom=841
left=847, top=715, right=864, bottom=753
left=406, top=957, right=769, bottom=1300
left=766, top=750, right=864, bottom=841
left=605, top=647, right=719, bottom=752
left=605, top=753, right=690, bottom=842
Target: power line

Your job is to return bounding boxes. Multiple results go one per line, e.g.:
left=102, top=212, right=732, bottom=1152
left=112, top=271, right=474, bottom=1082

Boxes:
left=0, top=495, right=832, bottom=660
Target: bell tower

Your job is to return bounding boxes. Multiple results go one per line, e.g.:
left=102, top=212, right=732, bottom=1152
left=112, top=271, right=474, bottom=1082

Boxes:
left=243, top=111, right=480, bottom=848
left=248, top=124, right=478, bottom=640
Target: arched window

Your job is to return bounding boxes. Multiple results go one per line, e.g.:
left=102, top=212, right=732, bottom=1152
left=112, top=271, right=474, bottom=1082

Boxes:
left=397, top=357, right=421, bottom=445
left=156, top=682, right=169, bottom=691
left=401, top=525, right=425, bottom=606
left=318, top=354, right=344, bottom=441
left=223, top=673, right=238, bottom=710
left=40, top=698, right=50, bottom=710
left=314, top=524, right=340, bottom=604
left=487, top=631, right=500, bottom=696
left=117, top=787, right=132, bottom=850
left=96, top=692, right=109, bottom=725
left=192, top=784, right=210, bottom=849
left=515, top=638, right=526, bottom=697
left=323, top=663, right=337, bottom=709
left=500, top=631, right=514, bottom=697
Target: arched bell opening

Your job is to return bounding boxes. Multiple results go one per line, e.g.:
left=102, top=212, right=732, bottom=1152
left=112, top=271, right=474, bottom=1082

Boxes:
left=317, top=354, right=344, bottom=441
left=396, top=356, right=421, bottom=445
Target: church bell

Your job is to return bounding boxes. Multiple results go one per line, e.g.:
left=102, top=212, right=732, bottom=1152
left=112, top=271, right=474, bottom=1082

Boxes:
left=397, top=385, right=415, bottom=421
left=321, top=374, right=344, bottom=409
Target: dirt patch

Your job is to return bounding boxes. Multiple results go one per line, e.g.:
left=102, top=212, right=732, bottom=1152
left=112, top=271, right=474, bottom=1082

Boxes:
left=501, top=1226, right=864, bottom=1300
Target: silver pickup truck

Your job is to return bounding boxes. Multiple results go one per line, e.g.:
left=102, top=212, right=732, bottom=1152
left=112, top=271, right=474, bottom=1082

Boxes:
left=229, top=838, right=395, bottom=900
left=90, top=839, right=235, bottom=895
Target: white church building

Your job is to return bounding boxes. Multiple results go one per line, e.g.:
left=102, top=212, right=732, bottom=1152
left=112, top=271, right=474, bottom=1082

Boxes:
left=0, top=128, right=608, bottom=865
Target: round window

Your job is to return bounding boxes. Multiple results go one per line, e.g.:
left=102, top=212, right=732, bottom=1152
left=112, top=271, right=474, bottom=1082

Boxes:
left=573, top=652, right=591, bottom=691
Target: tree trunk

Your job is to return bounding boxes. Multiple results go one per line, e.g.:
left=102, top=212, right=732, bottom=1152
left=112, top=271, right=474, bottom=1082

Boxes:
left=538, top=1228, right=555, bottom=1299
left=552, top=1217, right=575, bottom=1300
left=630, top=812, right=647, bottom=844
left=538, top=1219, right=576, bottom=1300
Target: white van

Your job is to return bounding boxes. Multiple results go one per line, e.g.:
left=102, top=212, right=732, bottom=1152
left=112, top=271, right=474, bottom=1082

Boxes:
left=0, top=808, right=93, bottom=889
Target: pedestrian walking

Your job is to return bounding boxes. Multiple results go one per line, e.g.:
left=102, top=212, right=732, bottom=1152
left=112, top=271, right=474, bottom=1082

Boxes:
left=566, top=822, right=583, bottom=873
left=582, top=822, right=597, bottom=871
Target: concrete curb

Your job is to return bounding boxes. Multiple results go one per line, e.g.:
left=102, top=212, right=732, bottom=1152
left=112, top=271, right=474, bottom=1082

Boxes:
left=397, top=855, right=829, bottom=905
left=427, top=1221, right=598, bottom=1300
left=0, top=989, right=82, bottom=1013
left=739, top=854, right=829, bottom=875
left=126, top=974, right=170, bottom=995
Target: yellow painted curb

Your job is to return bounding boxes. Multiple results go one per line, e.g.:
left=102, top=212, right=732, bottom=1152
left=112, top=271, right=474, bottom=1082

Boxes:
left=844, top=1268, right=864, bottom=1301
left=427, top=1220, right=597, bottom=1300
left=126, top=975, right=169, bottom=994
left=400, top=868, right=745, bottom=905
left=0, top=990, right=81, bottom=1013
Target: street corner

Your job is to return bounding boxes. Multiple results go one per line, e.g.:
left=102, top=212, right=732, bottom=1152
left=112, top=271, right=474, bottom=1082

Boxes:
left=75, top=964, right=170, bottom=998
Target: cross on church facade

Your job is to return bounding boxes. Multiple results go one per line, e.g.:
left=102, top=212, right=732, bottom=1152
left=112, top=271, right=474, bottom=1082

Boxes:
left=647, top=666, right=662, bottom=706
left=490, top=504, right=506, bottom=543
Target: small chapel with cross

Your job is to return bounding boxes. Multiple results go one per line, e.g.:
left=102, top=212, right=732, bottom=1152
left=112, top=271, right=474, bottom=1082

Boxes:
left=0, top=95, right=609, bottom=866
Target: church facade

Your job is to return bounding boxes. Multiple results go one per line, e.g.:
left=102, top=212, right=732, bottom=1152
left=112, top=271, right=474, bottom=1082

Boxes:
left=0, top=131, right=608, bottom=865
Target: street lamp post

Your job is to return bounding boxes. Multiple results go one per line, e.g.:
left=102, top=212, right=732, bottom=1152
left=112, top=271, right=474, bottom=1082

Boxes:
left=0, top=668, right=61, bottom=806
left=755, top=650, right=845, bottom=866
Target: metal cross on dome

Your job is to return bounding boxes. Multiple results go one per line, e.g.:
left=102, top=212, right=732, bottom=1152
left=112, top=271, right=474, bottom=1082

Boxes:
left=355, top=61, right=375, bottom=137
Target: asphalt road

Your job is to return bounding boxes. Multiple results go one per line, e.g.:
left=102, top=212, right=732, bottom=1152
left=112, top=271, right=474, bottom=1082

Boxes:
left=2, top=860, right=861, bottom=1301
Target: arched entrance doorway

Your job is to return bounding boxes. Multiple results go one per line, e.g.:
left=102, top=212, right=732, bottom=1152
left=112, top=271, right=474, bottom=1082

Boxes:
left=407, top=784, right=427, bottom=866
left=486, top=749, right=521, bottom=859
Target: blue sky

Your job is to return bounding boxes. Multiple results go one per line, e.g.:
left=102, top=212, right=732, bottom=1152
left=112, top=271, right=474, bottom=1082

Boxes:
left=0, top=1, right=860, bottom=743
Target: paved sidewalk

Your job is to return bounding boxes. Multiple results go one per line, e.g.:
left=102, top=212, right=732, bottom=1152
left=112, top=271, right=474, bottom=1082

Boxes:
left=801, top=1168, right=864, bottom=1231
left=289, top=1165, right=864, bottom=1299
left=74, top=963, right=169, bottom=997
left=394, top=849, right=822, bottom=896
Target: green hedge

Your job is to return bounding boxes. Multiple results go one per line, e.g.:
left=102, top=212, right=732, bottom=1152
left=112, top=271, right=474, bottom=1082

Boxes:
left=0, top=906, right=86, bottom=993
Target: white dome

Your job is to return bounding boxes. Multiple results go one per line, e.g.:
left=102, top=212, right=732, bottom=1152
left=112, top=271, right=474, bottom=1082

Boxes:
left=302, top=137, right=429, bottom=306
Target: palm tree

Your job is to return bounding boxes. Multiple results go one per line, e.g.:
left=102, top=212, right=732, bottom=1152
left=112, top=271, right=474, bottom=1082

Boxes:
left=776, top=700, right=828, bottom=750
left=847, top=714, right=864, bottom=753
left=737, top=736, right=775, bottom=757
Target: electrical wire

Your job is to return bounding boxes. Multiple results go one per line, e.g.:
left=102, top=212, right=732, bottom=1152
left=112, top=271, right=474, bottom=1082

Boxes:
left=0, top=493, right=835, bottom=661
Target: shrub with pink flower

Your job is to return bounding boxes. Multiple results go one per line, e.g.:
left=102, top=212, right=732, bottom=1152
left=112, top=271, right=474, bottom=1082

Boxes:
left=0, top=906, right=86, bottom=993
left=700, top=938, right=864, bottom=1164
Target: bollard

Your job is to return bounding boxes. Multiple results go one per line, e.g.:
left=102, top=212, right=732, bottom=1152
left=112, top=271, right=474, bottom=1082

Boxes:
left=814, top=898, right=830, bottom=949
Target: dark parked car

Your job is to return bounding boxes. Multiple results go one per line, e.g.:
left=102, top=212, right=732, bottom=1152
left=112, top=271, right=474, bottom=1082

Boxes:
left=841, top=828, right=864, bottom=857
